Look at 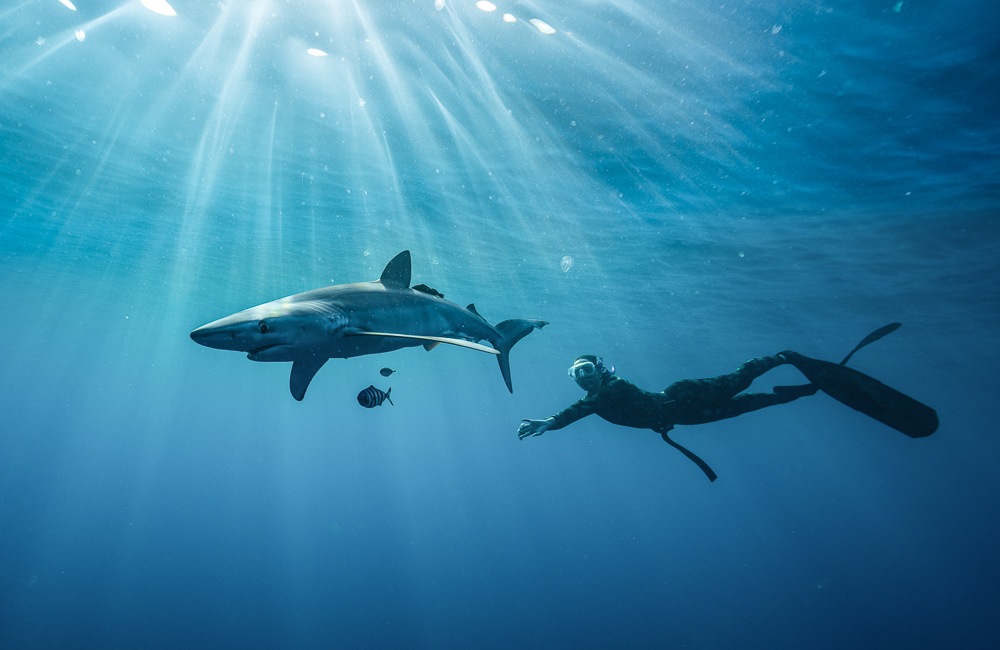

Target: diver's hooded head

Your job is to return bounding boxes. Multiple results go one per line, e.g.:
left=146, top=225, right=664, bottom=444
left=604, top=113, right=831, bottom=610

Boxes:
left=568, top=355, right=615, bottom=393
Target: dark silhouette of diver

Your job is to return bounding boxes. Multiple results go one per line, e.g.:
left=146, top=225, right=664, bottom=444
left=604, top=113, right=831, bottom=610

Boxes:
left=518, top=324, right=938, bottom=482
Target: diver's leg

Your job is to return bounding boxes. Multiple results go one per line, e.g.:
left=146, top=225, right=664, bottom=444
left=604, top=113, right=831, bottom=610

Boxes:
left=663, top=354, right=788, bottom=405
left=662, top=355, right=817, bottom=425
left=731, top=355, right=790, bottom=391
left=706, top=389, right=811, bottom=420
left=774, top=383, right=819, bottom=399
left=667, top=387, right=815, bottom=425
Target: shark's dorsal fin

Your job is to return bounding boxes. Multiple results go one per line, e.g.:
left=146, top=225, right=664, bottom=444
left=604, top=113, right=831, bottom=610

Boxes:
left=379, top=250, right=411, bottom=289
left=290, top=357, right=328, bottom=401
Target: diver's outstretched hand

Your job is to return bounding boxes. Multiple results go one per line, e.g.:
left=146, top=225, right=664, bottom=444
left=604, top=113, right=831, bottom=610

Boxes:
left=518, top=418, right=552, bottom=440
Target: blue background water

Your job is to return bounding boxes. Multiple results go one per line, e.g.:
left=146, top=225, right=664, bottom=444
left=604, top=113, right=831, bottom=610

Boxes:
left=2, top=1, right=999, bottom=648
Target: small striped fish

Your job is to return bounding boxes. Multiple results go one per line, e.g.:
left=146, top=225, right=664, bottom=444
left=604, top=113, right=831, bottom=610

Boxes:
left=357, top=384, right=393, bottom=408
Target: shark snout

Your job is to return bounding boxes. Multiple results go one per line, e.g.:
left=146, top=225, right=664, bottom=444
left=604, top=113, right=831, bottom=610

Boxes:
left=190, top=324, right=221, bottom=348
left=189, top=326, right=209, bottom=344
left=190, top=322, right=247, bottom=351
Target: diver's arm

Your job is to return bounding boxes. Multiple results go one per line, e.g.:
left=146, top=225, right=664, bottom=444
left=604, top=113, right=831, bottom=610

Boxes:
left=518, top=397, right=598, bottom=440
left=517, top=418, right=554, bottom=439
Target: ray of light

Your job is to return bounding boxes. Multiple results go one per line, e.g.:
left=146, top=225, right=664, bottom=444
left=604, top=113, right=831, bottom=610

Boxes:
left=4, top=4, right=131, bottom=84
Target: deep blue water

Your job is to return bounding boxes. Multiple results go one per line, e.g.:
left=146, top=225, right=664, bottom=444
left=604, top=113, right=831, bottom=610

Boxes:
left=2, top=1, right=999, bottom=648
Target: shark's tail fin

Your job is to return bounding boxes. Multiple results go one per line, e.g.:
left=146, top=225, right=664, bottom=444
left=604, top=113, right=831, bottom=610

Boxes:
left=494, top=319, right=548, bottom=393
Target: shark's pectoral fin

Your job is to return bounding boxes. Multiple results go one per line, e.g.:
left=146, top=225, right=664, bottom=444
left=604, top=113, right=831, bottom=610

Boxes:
left=290, top=357, right=328, bottom=401
left=350, top=331, right=499, bottom=355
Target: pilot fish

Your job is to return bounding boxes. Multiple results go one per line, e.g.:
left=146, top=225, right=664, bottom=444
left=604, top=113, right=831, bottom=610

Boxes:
left=357, top=385, right=393, bottom=408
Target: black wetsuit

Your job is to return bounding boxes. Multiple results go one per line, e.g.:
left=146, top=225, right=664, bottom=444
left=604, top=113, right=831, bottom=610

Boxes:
left=547, top=355, right=809, bottom=481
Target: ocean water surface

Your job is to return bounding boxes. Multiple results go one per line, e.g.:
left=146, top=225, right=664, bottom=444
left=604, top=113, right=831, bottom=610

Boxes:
left=2, top=1, right=999, bottom=648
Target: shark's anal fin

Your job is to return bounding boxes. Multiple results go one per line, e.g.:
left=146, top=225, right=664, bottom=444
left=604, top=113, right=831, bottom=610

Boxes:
left=290, top=357, right=328, bottom=401
left=349, top=331, right=499, bottom=355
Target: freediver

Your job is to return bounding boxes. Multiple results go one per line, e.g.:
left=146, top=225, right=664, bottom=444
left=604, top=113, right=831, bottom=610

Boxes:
left=517, top=324, right=937, bottom=482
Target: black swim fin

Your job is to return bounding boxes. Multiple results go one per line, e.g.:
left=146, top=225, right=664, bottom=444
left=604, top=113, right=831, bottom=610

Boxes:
left=780, top=349, right=938, bottom=438
left=839, top=322, right=901, bottom=365
left=773, top=322, right=901, bottom=399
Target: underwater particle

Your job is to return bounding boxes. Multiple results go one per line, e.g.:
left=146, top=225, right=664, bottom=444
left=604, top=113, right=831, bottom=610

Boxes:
left=434, top=0, right=445, bottom=10
left=75, top=30, right=86, bottom=42
left=893, top=2, right=904, bottom=12
left=307, top=48, right=328, bottom=57
left=503, top=14, right=517, bottom=23
left=560, top=255, right=574, bottom=273
left=771, top=25, right=782, bottom=35
left=476, top=1, right=497, bottom=12
left=59, top=0, right=77, bottom=10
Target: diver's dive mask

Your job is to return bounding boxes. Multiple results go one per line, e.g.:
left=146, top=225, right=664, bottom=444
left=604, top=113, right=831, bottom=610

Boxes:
left=568, top=360, right=598, bottom=381
left=567, top=356, right=613, bottom=382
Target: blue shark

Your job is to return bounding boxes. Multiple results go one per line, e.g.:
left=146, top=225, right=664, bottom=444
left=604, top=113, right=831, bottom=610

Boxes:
left=190, top=250, right=548, bottom=400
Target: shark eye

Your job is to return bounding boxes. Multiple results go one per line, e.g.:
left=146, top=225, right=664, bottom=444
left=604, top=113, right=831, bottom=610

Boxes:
left=258, top=320, right=270, bottom=334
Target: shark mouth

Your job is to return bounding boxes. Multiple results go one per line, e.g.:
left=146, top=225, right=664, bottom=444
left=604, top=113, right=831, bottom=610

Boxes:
left=247, top=344, right=283, bottom=360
